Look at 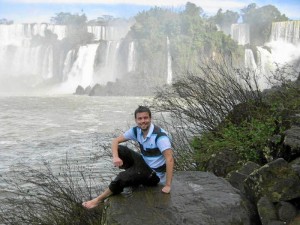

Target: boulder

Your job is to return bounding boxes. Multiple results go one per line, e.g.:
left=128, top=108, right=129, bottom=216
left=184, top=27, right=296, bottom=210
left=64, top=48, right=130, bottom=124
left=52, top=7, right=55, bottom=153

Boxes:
left=244, top=158, right=300, bottom=203
left=226, top=161, right=260, bottom=193
left=101, top=171, right=256, bottom=225
left=74, top=85, right=85, bottom=95
left=284, top=126, right=300, bottom=159
left=257, top=196, right=277, bottom=225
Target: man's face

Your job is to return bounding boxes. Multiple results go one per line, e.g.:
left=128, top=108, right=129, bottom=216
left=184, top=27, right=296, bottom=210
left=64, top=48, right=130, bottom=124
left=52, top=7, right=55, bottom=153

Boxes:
left=135, top=112, right=151, bottom=131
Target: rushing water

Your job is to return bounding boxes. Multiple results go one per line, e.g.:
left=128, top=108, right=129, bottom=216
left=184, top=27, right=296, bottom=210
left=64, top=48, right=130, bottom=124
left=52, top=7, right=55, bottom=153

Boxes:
left=0, top=95, right=148, bottom=193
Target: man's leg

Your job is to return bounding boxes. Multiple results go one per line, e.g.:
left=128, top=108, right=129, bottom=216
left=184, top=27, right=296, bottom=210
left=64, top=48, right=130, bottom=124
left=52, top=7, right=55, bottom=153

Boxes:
left=82, top=188, right=112, bottom=209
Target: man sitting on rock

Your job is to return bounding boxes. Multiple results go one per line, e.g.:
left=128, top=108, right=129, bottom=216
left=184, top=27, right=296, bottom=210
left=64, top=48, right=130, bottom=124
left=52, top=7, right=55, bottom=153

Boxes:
left=82, top=106, right=174, bottom=209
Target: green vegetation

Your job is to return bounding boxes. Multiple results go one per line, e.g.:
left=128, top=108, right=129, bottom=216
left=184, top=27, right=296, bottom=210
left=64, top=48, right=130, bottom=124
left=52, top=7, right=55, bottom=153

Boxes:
left=128, top=2, right=244, bottom=82
left=241, top=3, right=288, bottom=45
left=153, top=60, right=300, bottom=173
left=0, top=157, right=111, bottom=225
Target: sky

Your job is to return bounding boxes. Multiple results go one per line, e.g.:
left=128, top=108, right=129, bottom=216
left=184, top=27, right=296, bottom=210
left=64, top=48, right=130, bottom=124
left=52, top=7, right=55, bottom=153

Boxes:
left=0, top=0, right=299, bottom=23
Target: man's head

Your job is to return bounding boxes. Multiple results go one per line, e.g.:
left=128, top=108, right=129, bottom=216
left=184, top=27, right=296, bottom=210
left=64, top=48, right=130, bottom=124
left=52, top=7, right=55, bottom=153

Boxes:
left=134, top=106, right=151, bottom=119
left=134, top=106, right=152, bottom=132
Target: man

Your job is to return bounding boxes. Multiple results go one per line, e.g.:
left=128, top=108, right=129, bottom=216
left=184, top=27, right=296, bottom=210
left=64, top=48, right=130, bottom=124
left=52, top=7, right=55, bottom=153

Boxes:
left=82, top=106, right=174, bottom=209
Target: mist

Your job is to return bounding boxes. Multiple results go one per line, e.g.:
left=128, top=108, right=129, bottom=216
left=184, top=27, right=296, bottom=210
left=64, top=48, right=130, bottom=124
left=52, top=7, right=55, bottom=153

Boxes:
left=0, top=3, right=299, bottom=96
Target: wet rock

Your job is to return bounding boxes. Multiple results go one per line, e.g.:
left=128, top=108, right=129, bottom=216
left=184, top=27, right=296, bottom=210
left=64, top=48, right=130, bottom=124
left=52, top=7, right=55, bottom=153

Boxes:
left=257, top=196, right=277, bottom=225
left=226, top=161, right=260, bottom=193
left=74, top=85, right=85, bottom=95
left=205, top=149, right=240, bottom=177
left=277, top=201, right=297, bottom=223
left=102, top=171, right=256, bottom=225
left=289, top=213, right=300, bottom=225
left=244, top=158, right=300, bottom=203
left=284, top=126, right=300, bottom=157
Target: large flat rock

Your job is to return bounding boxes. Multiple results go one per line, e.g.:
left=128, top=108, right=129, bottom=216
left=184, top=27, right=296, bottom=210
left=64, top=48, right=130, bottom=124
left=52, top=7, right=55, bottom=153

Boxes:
left=102, top=171, right=254, bottom=225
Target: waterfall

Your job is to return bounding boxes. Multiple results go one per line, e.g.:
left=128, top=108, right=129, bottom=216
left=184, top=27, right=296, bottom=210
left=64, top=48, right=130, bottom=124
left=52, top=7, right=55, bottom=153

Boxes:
left=0, top=23, right=66, bottom=48
left=128, top=41, right=135, bottom=72
left=64, top=43, right=99, bottom=90
left=256, top=47, right=273, bottom=89
left=87, top=24, right=131, bottom=41
left=166, top=37, right=172, bottom=85
left=93, top=41, right=121, bottom=84
left=0, top=44, right=53, bottom=79
left=0, top=24, right=31, bottom=47
left=62, top=49, right=76, bottom=81
left=270, top=21, right=300, bottom=44
left=87, top=25, right=105, bottom=41
left=231, top=24, right=250, bottom=45
left=245, top=49, right=257, bottom=70
left=41, top=46, right=54, bottom=79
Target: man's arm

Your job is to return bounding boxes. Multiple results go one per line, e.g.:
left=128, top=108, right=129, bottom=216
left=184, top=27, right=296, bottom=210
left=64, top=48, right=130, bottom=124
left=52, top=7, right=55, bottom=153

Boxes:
left=162, top=149, right=174, bottom=194
left=111, top=135, right=128, bottom=167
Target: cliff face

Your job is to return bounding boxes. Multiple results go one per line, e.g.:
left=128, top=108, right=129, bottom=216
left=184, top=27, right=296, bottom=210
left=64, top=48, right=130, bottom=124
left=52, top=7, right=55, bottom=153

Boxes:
left=101, top=171, right=257, bottom=225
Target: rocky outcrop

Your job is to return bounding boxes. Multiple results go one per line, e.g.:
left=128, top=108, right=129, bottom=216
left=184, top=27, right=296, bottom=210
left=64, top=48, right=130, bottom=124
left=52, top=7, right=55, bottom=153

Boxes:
left=227, top=157, right=300, bottom=225
left=101, top=171, right=257, bottom=225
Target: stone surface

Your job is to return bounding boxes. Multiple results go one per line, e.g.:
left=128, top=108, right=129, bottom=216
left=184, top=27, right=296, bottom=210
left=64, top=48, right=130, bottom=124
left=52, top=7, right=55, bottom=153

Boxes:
left=257, top=196, right=277, bottom=225
left=244, top=158, right=300, bottom=203
left=284, top=126, right=300, bottom=154
left=102, top=171, right=255, bottom=225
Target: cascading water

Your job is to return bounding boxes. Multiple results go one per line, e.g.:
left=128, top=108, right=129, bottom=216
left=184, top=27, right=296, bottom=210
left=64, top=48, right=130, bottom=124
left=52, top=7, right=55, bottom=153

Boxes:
left=92, top=40, right=121, bottom=85
left=59, top=43, right=99, bottom=92
left=127, top=41, right=135, bottom=72
left=0, top=22, right=133, bottom=94
left=245, top=49, right=257, bottom=70
left=242, top=20, right=300, bottom=90
left=166, top=36, right=173, bottom=85
left=270, top=21, right=300, bottom=44
left=230, top=23, right=250, bottom=45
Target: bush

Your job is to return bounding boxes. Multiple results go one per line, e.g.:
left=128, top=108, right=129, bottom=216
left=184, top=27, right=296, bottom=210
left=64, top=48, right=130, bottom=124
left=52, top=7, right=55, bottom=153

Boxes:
left=0, top=157, right=111, bottom=225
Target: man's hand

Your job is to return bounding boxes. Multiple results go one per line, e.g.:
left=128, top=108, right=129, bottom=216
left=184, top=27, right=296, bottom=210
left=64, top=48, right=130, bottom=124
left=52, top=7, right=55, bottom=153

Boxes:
left=162, top=185, right=171, bottom=194
left=113, top=157, right=123, bottom=167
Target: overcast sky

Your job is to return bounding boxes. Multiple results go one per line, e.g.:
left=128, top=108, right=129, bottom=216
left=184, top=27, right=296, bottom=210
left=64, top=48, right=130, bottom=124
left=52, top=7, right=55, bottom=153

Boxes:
left=0, top=0, right=299, bottom=23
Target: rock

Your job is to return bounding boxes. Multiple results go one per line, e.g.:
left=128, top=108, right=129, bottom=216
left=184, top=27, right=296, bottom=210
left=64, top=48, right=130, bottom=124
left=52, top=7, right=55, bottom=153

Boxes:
left=74, top=85, right=85, bottom=95
left=84, top=85, right=92, bottom=94
left=276, top=201, right=297, bottom=223
left=102, top=171, right=257, bottom=225
left=226, top=161, right=260, bottom=193
left=226, top=171, right=248, bottom=193
left=205, top=149, right=240, bottom=177
left=238, top=161, right=261, bottom=175
left=244, top=158, right=300, bottom=203
left=89, top=84, right=103, bottom=96
left=289, top=213, right=300, bottom=225
left=290, top=158, right=300, bottom=176
left=284, top=126, right=300, bottom=158
left=268, top=221, right=287, bottom=225
left=257, top=196, right=277, bottom=225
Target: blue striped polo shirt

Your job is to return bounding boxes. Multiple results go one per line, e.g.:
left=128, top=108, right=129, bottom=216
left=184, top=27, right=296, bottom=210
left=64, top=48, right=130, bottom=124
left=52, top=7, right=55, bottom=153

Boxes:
left=123, top=123, right=171, bottom=170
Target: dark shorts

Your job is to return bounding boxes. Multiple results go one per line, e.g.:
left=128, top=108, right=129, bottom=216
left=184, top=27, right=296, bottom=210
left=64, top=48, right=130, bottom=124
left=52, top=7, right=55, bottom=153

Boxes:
left=108, top=145, right=160, bottom=194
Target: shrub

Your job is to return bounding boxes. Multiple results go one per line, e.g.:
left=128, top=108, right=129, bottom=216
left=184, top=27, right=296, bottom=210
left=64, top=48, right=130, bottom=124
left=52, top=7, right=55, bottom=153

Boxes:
left=0, top=157, right=112, bottom=225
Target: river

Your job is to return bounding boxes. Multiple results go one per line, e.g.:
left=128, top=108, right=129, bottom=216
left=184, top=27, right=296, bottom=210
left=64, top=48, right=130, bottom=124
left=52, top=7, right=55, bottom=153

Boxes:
left=0, top=95, right=149, bottom=196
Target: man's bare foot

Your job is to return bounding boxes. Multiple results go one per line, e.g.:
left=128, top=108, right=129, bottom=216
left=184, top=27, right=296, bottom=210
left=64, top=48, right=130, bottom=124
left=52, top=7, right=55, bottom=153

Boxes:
left=82, top=198, right=102, bottom=209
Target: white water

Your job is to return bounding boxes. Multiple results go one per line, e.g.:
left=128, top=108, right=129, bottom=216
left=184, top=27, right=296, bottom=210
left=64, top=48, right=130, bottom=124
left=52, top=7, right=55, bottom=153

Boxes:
left=245, top=49, right=257, bottom=70
left=270, top=21, right=300, bottom=44
left=128, top=41, right=135, bottom=72
left=0, top=95, right=149, bottom=196
left=166, top=36, right=173, bottom=85
left=231, top=23, right=250, bottom=45
left=60, top=43, right=99, bottom=92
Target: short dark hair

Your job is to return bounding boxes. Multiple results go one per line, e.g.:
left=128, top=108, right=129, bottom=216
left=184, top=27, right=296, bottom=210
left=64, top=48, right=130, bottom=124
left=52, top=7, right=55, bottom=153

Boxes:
left=134, top=106, right=151, bottom=118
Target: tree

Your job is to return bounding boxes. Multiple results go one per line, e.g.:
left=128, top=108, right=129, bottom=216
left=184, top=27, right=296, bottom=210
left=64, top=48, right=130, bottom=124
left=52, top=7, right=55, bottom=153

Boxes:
left=241, top=4, right=289, bottom=45
left=0, top=18, right=13, bottom=24
left=211, top=9, right=239, bottom=34
left=51, top=12, right=87, bottom=25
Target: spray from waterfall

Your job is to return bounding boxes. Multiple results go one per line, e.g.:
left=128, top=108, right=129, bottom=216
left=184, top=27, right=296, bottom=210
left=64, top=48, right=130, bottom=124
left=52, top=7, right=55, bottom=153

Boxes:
left=166, top=36, right=173, bottom=85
